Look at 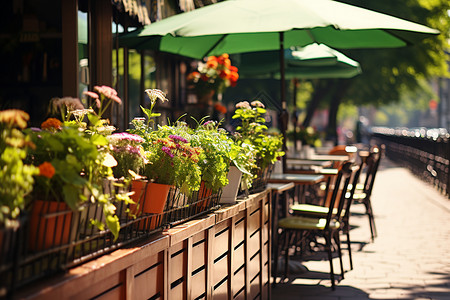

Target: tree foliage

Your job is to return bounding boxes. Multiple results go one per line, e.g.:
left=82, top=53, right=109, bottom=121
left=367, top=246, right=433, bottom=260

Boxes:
left=303, top=0, right=449, bottom=137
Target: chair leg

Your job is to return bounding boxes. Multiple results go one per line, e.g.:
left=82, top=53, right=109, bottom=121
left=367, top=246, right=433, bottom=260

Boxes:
left=325, top=232, right=336, bottom=290
left=284, top=230, right=291, bottom=280
left=346, top=229, right=353, bottom=270
left=365, top=199, right=377, bottom=240
left=333, top=231, right=344, bottom=280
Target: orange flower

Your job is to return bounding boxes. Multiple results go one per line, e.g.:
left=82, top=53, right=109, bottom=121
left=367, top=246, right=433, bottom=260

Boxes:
left=229, top=71, right=239, bottom=82
left=229, top=66, right=238, bottom=72
left=41, top=118, right=62, bottom=131
left=206, top=60, right=218, bottom=69
left=219, top=69, right=230, bottom=79
left=214, top=103, right=227, bottom=114
left=39, top=162, right=55, bottom=179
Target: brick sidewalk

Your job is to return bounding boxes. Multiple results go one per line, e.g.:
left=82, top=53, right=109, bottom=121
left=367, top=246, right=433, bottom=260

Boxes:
left=271, top=158, right=450, bottom=300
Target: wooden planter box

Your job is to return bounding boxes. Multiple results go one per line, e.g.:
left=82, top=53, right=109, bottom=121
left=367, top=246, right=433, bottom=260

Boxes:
left=15, top=189, right=272, bottom=300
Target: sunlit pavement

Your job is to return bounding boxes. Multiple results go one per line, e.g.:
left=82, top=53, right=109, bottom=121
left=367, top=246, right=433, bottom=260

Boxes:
left=271, top=158, right=450, bottom=300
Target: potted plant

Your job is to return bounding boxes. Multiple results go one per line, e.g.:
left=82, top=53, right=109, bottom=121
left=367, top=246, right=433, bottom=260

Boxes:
left=107, top=132, right=146, bottom=180
left=187, top=54, right=239, bottom=104
left=231, top=100, right=285, bottom=191
left=26, top=121, right=125, bottom=249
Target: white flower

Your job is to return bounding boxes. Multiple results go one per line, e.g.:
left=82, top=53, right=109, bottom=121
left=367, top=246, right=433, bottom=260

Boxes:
left=145, top=89, right=168, bottom=103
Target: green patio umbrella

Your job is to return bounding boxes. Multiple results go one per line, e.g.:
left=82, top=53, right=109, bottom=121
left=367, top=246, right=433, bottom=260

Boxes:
left=120, top=0, right=438, bottom=170
left=120, top=0, right=438, bottom=109
left=237, top=43, right=362, bottom=80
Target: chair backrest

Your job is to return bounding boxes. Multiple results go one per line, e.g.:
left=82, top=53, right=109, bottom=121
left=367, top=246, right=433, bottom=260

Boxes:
left=324, top=161, right=353, bottom=229
left=361, top=145, right=383, bottom=198
left=342, top=154, right=366, bottom=220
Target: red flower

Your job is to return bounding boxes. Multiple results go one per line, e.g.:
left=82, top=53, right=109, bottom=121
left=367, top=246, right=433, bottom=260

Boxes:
left=214, top=103, right=227, bottom=114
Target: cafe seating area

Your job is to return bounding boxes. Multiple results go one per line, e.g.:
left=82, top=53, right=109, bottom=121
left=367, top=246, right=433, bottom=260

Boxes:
left=269, top=143, right=384, bottom=290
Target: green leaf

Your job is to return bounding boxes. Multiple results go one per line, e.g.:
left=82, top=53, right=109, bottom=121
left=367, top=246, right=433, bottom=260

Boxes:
left=90, top=134, right=108, bottom=146
left=106, top=214, right=120, bottom=241
left=62, top=185, right=81, bottom=210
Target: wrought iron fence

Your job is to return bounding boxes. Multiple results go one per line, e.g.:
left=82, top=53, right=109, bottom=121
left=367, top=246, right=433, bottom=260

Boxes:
left=0, top=181, right=223, bottom=297
left=371, top=127, right=449, bottom=198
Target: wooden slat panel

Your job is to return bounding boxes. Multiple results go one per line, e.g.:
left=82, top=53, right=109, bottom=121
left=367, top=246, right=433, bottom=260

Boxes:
left=248, top=229, right=261, bottom=257
left=213, top=225, right=229, bottom=259
left=233, top=242, right=245, bottom=272
left=169, top=280, right=185, bottom=300
left=190, top=269, right=206, bottom=299
left=248, top=208, right=261, bottom=236
left=249, top=252, right=261, bottom=283
left=133, top=252, right=162, bottom=276
left=234, top=288, right=246, bottom=300
left=213, top=254, right=228, bottom=285
left=192, top=237, right=206, bottom=272
left=264, top=201, right=270, bottom=223
left=72, top=272, right=123, bottom=299
left=134, top=261, right=164, bottom=300
left=262, top=222, right=269, bottom=244
left=233, top=215, right=245, bottom=248
left=232, top=267, right=245, bottom=297
left=262, top=242, right=269, bottom=285
left=250, top=273, right=260, bottom=300
left=93, top=284, right=124, bottom=300
left=213, top=279, right=228, bottom=300
left=169, top=242, right=186, bottom=283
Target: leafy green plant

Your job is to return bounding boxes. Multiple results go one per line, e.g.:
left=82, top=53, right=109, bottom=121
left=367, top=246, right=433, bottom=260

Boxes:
left=144, top=127, right=203, bottom=195
left=0, top=109, right=39, bottom=226
left=190, top=120, right=234, bottom=192
left=232, top=100, right=285, bottom=170
left=26, top=124, right=128, bottom=241
left=128, top=89, right=169, bottom=149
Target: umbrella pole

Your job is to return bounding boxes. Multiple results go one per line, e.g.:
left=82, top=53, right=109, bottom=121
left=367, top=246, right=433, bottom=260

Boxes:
left=279, top=32, right=288, bottom=173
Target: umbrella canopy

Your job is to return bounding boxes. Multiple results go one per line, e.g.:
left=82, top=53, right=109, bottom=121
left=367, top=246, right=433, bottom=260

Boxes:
left=120, top=0, right=438, bottom=171
left=237, top=43, right=362, bottom=79
left=120, top=0, right=439, bottom=59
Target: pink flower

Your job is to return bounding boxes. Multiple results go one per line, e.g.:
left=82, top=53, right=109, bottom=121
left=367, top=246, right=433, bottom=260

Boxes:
left=83, top=91, right=99, bottom=99
left=235, top=101, right=250, bottom=109
left=169, top=135, right=188, bottom=144
left=110, top=132, right=144, bottom=144
left=94, top=85, right=122, bottom=104
left=251, top=100, right=265, bottom=108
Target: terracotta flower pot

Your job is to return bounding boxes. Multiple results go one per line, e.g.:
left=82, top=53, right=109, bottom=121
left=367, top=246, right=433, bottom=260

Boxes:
left=196, top=181, right=213, bottom=210
left=28, top=200, right=73, bottom=251
left=129, top=181, right=171, bottom=231
left=130, top=181, right=171, bottom=215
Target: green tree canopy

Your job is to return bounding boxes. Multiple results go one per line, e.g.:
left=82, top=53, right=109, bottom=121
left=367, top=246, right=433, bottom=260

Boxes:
left=303, top=0, right=449, bottom=141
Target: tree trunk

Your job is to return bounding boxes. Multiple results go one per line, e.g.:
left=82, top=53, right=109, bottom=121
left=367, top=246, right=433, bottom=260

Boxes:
left=302, top=81, right=332, bottom=127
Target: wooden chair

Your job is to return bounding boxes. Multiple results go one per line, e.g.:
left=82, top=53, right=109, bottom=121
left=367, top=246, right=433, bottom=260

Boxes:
left=352, top=145, right=383, bottom=241
left=274, top=162, right=354, bottom=290
left=289, top=154, right=366, bottom=270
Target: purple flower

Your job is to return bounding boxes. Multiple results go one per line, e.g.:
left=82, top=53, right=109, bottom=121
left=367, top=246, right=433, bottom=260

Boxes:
left=169, top=135, right=188, bottom=143
left=161, top=146, right=174, bottom=158
left=109, top=132, right=144, bottom=144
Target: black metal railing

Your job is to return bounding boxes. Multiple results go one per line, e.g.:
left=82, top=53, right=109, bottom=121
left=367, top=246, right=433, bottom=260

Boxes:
left=371, top=127, right=449, bottom=198
left=0, top=181, right=223, bottom=297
